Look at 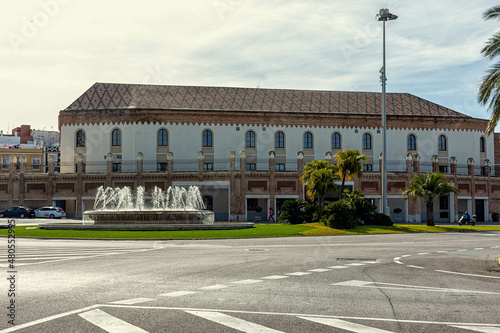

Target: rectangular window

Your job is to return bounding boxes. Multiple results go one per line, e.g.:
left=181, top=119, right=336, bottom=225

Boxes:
left=32, top=156, right=41, bottom=170
left=157, top=163, right=168, bottom=172
left=439, top=165, right=448, bottom=174
left=203, top=163, right=213, bottom=171
left=112, top=163, right=121, bottom=173
left=439, top=195, right=448, bottom=210
left=275, top=163, right=285, bottom=171
left=363, top=164, right=373, bottom=172
left=246, top=163, right=256, bottom=171
left=1, top=157, right=9, bottom=170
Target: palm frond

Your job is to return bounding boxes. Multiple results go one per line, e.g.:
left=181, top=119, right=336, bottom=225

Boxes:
left=481, top=32, right=500, bottom=60
left=483, top=5, right=500, bottom=21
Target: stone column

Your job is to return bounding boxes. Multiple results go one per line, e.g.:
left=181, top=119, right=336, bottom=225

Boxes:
left=269, top=151, right=275, bottom=173
left=167, top=152, right=174, bottom=174
left=413, top=154, right=420, bottom=174
left=432, top=155, right=439, bottom=173
left=239, top=150, right=246, bottom=173
left=9, top=155, right=15, bottom=175
left=19, top=155, right=26, bottom=174
left=198, top=151, right=204, bottom=174
left=136, top=152, right=143, bottom=174
left=325, top=151, right=332, bottom=164
left=106, top=153, right=113, bottom=174
left=405, top=153, right=413, bottom=174
left=467, top=158, right=475, bottom=176
left=378, top=152, right=383, bottom=172
left=450, top=156, right=457, bottom=176
left=48, top=154, right=55, bottom=175
left=229, top=151, right=236, bottom=172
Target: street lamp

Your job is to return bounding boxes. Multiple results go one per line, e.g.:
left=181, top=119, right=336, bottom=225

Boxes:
left=376, top=8, right=397, bottom=215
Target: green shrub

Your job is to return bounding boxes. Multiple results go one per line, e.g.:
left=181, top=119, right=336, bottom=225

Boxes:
left=278, top=199, right=306, bottom=224
left=304, top=202, right=322, bottom=223
left=370, top=213, right=393, bottom=226
left=322, top=200, right=363, bottom=229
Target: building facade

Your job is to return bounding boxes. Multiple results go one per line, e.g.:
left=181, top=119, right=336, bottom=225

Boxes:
left=0, top=82, right=498, bottom=220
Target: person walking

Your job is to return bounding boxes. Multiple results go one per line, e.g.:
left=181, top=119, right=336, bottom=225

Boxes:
left=268, top=207, right=275, bottom=222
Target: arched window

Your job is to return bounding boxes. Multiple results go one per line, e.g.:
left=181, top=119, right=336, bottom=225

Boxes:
left=246, top=131, right=256, bottom=148
left=112, top=129, right=121, bottom=146
left=76, top=130, right=85, bottom=147
left=407, top=134, right=416, bottom=151
left=438, top=135, right=447, bottom=151
left=480, top=137, right=485, bottom=152
left=275, top=131, right=284, bottom=148
left=202, top=130, right=213, bottom=147
left=332, top=133, right=341, bottom=149
left=158, top=129, right=168, bottom=146
left=363, top=133, right=372, bottom=150
left=304, top=132, right=313, bottom=149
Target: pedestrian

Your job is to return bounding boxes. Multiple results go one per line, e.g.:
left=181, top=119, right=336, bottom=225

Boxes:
left=268, top=207, right=275, bottom=222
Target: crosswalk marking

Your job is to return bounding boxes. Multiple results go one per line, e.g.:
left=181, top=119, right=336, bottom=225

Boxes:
left=300, top=317, right=395, bottom=332
left=185, top=310, right=284, bottom=333
left=450, top=326, right=500, bottom=333
left=79, top=309, right=148, bottom=333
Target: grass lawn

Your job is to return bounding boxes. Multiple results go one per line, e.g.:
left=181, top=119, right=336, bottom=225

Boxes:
left=0, top=223, right=499, bottom=240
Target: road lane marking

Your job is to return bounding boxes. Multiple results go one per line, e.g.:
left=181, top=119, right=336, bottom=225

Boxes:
left=300, top=317, right=395, bottom=332
left=406, top=265, right=424, bottom=269
left=79, top=309, right=148, bottom=332
left=159, top=291, right=198, bottom=297
left=328, top=265, right=349, bottom=269
left=286, top=271, right=311, bottom=275
left=232, top=279, right=263, bottom=284
left=449, top=325, right=500, bottom=332
left=185, top=310, right=284, bottom=333
left=435, top=270, right=500, bottom=279
left=109, top=298, right=155, bottom=305
left=417, top=253, right=430, bottom=255
left=199, top=284, right=231, bottom=290
left=308, top=268, right=331, bottom=272
left=332, top=280, right=500, bottom=295
left=345, top=263, right=366, bottom=266
left=261, top=275, right=289, bottom=279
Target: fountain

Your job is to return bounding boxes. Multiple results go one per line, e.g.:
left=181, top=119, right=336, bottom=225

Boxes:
left=40, top=185, right=253, bottom=231
left=83, top=185, right=214, bottom=225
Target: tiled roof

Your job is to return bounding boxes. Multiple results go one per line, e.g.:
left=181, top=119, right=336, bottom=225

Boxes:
left=64, top=82, right=469, bottom=118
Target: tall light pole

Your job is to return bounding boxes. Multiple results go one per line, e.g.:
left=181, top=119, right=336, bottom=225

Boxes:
left=376, top=8, right=397, bottom=215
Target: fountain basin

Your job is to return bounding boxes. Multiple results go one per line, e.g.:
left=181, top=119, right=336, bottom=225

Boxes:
left=82, top=210, right=214, bottom=225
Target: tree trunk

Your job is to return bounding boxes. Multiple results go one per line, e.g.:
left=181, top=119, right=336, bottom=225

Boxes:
left=340, top=176, right=346, bottom=199
left=426, top=200, right=435, bottom=226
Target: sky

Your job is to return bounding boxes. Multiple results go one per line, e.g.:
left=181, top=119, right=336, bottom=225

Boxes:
left=1, top=1, right=499, bottom=133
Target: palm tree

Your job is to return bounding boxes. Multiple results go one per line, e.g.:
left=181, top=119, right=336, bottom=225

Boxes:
left=300, top=160, right=339, bottom=207
left=335, top=150, right=367, bottom=198
left=478, top=5, right=500, bottom=135
left=402, top=172, right=457, bottom=226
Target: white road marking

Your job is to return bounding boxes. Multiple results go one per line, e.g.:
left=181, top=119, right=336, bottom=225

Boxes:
left=159, top=291, right=198, bottom=297
left=345, top=263, right=366, bottom=266
left=406, top=265, right=424, bottom=269
left=232, top=279, right=263, bottom=284
left=199, top=284, right=231, bottom=290
left=185, top=310, right=284, bottom=333
left=417, top=253, right=429, bottom=255
left=394, top=261, right=403, bottom=265
left=328, top=265, right=349, bottom=269
left=308, top=268, right=331, bottom=272
left=79, top=309, right=148, bottom=332
left=261, top=275, right=289, bottom=279
left=285, top=272, right=312, bottom=276
left=435, top=270, right=500, bottom=279
left=457, top=249, right=468, bottom=252
left=474, top=248, right=484, bottom=250
left=332, top=280, right=500, bottom=295
left=492, top=246, right=500, bottom=248
left=401, top=255, right=411, bottom=257
left=109, top=298, right=155, bottom=305
left=300, top=317, right=395, bottom=332
left=450, top=325, right=500, bottom=332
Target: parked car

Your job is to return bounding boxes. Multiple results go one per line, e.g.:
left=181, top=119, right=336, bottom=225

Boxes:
left=0, top=206, right=35, bottom=218
left=34, top=207, right=66, bottom=219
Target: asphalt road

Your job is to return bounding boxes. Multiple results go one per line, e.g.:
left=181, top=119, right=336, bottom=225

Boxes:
left=0, top=231, right=499, bottom=332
